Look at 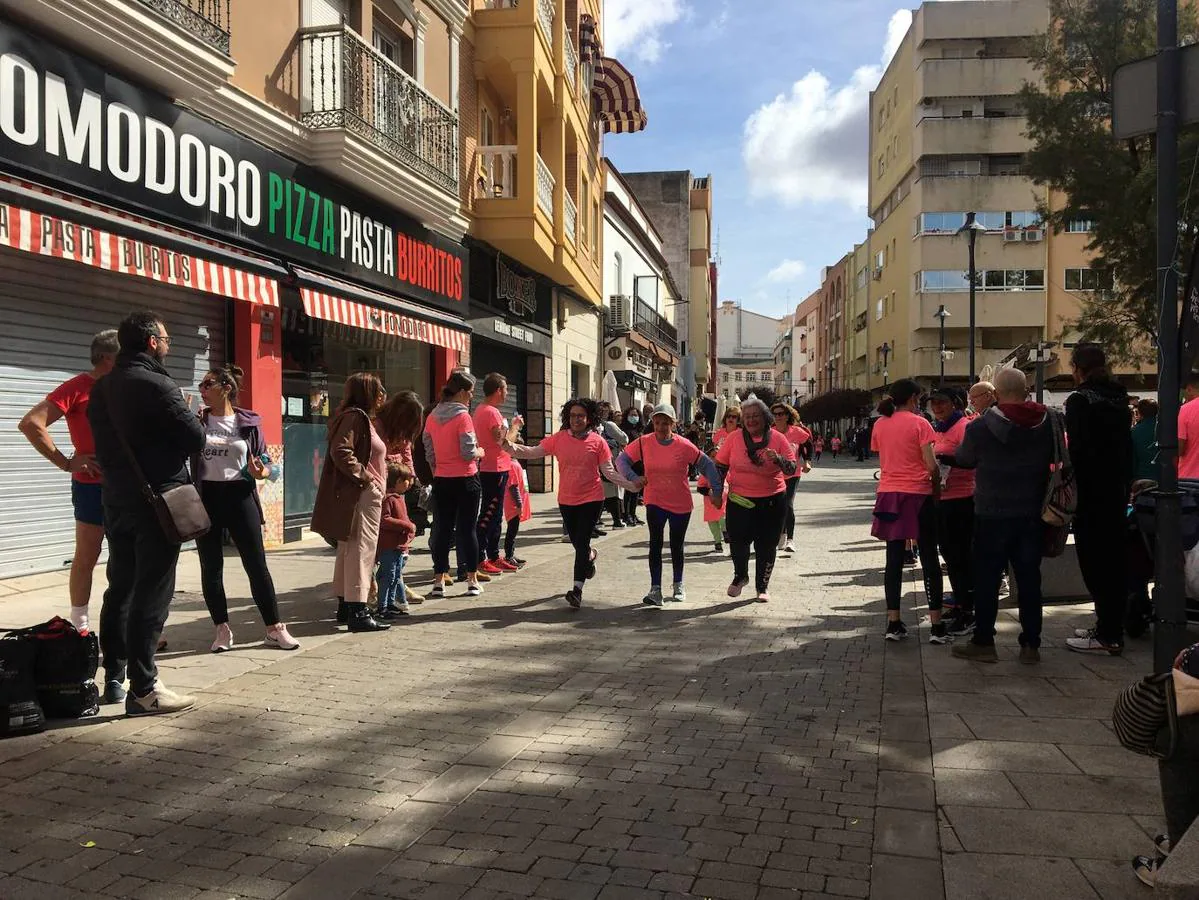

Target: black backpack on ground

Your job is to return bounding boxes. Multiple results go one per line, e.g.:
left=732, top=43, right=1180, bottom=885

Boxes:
left=0, top=634, right=45, bottom=737
left=3, top=617, right=100, bottom=720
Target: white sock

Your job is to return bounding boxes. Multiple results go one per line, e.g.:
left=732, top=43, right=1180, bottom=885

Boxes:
left=573, top=581, right=584, bottom=591
left=69, top=606, right=89, bottom=631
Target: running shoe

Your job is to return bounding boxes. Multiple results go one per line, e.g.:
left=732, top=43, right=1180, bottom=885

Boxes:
left=783, top=540, right=796, bottom=554
left=566, top=587, right=583, bottom=608
left=506, top=556, right=528, bottom=569
left=1073, top=625, right=1098, bottom=639
left=727, top=576, right=749, bottom=598
left=928, top=622, right=951, bottom=645
left=211, top=623, right=233, bottom=653
left=586, top=549, right=598, bottom=580
left=495, top=558, right=520, bottom=572
left=473, top=570, right=492, bottom=583
left=466, top=583, right=483, bottom=597
left=479, top=560, right=504, bottom=576
left=884, top=620, right=908, bottom=641
left=125, top=682, right=195, bottom=717
left=265, top=624, right=300, bottom=650
left=756, top=591, right=770, bottom=603
left=430, top=583, right=446, bottom=600
left=642, top=587, right=664, bottom=608
left=1066, top=635, right=1123, bottom=655
left=947, top=612, right=975, bottom=636
left=671, top=584, right=686, bottom=603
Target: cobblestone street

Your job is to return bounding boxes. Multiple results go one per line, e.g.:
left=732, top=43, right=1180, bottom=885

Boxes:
left=0, top=463, right=1167, bottom=899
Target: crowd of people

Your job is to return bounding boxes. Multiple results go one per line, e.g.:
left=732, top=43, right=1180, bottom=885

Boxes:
left=21, top=311, right=839, bottom=717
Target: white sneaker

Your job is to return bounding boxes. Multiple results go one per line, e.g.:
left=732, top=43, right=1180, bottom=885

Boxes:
left=125, top=682, right=195, bottom=716
left=1073, top=626, right=1098, bottom=639
left=671, top=584, right=686, bottom=603
left=265, top=624, right=300, bottom=651
left=783, top=540, right=796, bottom=554
left=431, top=583, right=446, bottom=599
left=467, top=583, right=483, bottom=597
left=210, top=623, right=233, bottom=653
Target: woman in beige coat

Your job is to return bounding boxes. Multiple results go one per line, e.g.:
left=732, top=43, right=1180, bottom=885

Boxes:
left=311, top=373, right=390, bottom=633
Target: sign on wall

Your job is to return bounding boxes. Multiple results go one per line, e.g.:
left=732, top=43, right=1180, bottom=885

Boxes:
left=0, top=21, right=465, bottom=313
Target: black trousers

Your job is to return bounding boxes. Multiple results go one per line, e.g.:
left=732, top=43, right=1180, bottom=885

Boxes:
left=1074, top=496, right=1128, bottom=645
left=783, top=477, right=799, bottom=540
left=431, top=475, right=482, bottom=577
left=972, top=515, right=1043, bottom=647
left=623, top=490, right=641, bottom=521
left=604, top=495, right=623, bottom=526
left=646, top=505, right=691, bottom=586
left=100, top=501, right=181, bottom=694
left=505, top=516, right=520, bottom=560
left=727, top=492, right=787, bottom=593
left=477, top=471, right=509, bottom=563
left=560, top=501, right=603, bottom=583
left=196, top=480, right=280, bottom=627
left=884, top=496, right=942, bottom=612
left=937, top=496, right=975, bottom=613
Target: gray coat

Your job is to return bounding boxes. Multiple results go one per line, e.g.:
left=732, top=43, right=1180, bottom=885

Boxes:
left=951, top=405, right=1057, bottom=519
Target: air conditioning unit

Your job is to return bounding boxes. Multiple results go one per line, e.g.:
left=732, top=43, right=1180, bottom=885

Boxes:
left=607, top=294, right=631, bottom=329
left=1024, top=228, right=1045, bottom=242
left=921, top=97, right=937, bottom=107
left=1003, top=228, right=1023, bottom=243
left=872, top=267, right=883, bottom=281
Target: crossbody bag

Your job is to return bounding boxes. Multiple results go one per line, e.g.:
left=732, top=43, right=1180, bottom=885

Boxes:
left=112, top=421, right=211, bottom=544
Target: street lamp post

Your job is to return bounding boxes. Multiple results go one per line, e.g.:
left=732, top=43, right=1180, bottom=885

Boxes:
left=956, top=213, right=987, bottom=383
left=934, top=305, right=951, bottom=387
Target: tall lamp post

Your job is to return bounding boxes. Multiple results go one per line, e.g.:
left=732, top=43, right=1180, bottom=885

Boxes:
left=934, top=305, right=951, bottom=386
left=956, top=213, right=987, bottom=383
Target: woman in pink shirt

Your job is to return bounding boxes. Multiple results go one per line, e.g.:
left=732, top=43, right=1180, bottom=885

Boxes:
left=870, top=379, right=946, bottom=643
left=507, top=398, right=638, bottom=608
left=618, top=403, right=724, bottom=607
left=771, top=402, right=812, bottom=555
left=423, top=372, right=486, bottom=599
left=698, top=406, right=741, bottom=551
left=714, top=395, right=798, bottom=602
left=930, top=387, right=976, bottom=637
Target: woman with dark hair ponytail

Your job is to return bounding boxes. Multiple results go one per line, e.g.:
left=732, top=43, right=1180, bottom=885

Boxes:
left=870, top=379, right=947, bottom=644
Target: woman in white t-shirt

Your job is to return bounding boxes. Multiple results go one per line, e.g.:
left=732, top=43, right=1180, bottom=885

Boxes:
left=194, top=365, right=299, bottom=653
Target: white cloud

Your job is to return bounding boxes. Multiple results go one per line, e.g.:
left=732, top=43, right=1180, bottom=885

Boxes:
left=742, top=2, right=981, bottom=212
left=603, top=0, right=687, bottom=64
left=765, top=259, right=809, bottom=283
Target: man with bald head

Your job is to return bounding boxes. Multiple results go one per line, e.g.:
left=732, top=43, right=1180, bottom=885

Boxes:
left=968, top=381, right=997, bottom=417
left=944, top=367, right=1058, bottom=663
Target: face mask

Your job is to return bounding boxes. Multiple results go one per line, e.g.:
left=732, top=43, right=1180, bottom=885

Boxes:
left=628, top=416, right=640, bottom=425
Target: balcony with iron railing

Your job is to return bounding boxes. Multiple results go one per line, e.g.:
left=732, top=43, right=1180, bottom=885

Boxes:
left=137, top=0, right=231, bottom=54
left=565, top=37, right=579, bottom=95
left=300, top=25, right=459, bottom=193
left=564, top=193, right=578, bottom=245
left=537, top=0, right=555, bottom=49
left=535, top=153, right=555, bottom=222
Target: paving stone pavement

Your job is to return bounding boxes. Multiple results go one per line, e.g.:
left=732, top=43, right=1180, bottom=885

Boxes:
left=0, top=462, right=1181, bottom=899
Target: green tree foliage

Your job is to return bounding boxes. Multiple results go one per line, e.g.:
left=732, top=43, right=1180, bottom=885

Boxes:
left=1020, top=0, right=1198, bottom=363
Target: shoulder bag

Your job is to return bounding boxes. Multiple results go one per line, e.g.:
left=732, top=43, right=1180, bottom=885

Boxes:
left=113, top=420, right=211, bottom=544
left=1041, top=410, right=1077, bottom=557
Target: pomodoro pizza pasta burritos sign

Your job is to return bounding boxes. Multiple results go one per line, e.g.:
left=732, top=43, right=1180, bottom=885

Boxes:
left=0, top=20, right=465, bottom=313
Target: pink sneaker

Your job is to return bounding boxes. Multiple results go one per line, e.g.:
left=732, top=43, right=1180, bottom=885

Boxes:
left=756, top=592, right=770, bottom=603
left=727, top=577, right=749, bottom=598
left=265, top=624, right=300, bottom=651
left=210, top=623, right=233, bottom=653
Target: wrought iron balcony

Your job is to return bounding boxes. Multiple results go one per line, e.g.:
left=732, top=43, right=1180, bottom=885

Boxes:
left=633, top=297, right=678, bottom=352
left=564, top=193, right=578, bottom=244
left=137, top=0, right=231, bottom=55
left=535, top=154, right=555, bottom=221
left=300, top=25, right=459, bottom=193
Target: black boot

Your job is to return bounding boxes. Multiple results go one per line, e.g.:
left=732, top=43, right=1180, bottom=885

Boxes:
left=348, top=602, right=390, bottom=632
left=335, top=597, right=348, bottom=624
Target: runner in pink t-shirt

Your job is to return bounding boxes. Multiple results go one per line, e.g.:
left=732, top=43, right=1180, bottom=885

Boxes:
left=713, top=396, right=798, bottom=602
left=869, top=379, right=945, bottom=643
left=473, top=374, right=517, bottom=576
left=618, top=404, right=723, bottom=607
left=507, top=398, right=638, bottom=609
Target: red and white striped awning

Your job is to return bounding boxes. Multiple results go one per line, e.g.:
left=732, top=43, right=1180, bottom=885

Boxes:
left=300, top=286, right=468, bottom=351
left=0, top=199, right=279, bottom=306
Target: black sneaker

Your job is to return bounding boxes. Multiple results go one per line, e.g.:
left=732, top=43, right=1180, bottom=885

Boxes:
left=505, top=556, right=527, bottom=569
left=929, top=622, right=951, bottom=645
left=566, top=587, right=583, bottom=608
left=612, top=519, right=626, bottom=528
left=884, top=620, right=908, bottom=641
left=592, top=527, right=607, bottom=538
left=947, top=612, right=975, bottom=636
left=103, top=680, right=126, bottom=704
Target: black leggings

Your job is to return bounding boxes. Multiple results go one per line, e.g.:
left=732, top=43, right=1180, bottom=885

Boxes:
left=560, top=501, right=603, bottom=584
left=196, top=480, right=280, bottom=627
left=623, top=491, right=641, bottom=521
left=604, top=495, right=623, bottom=526
left=884, top=495, right=943, bottom=612
left=505, top=517, right=520, bottom=560
left=783, top=477, right=799, bottom=540
left=477, top=471, right=509, bottom=563
left=937, top=496, right=975, bottom=613
left=647, top=505, right=691, bottom=586
left=431, top=476, right=482, bottom=576
left=726, top=492, right=787, bottom=593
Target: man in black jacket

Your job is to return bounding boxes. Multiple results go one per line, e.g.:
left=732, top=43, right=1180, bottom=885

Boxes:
left=1063, top=344, right=1133, bottom=656
left=949, top=367, right=1056, bottom=663
left=88, top=311, right=205, bottom=715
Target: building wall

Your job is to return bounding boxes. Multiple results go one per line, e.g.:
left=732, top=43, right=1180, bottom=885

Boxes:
left=716, top=302, right=779, bottom=358
left=689, top=179, right=714, bottom=394
left=230, top=0, right=302, bottom=117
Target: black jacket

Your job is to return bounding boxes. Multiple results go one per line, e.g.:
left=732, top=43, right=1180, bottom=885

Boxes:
left=953, top=405, right=1056, bottom=519
left=88, top=352, right=206, bottom=507
left=1064, top=377, right=1132, bottom=507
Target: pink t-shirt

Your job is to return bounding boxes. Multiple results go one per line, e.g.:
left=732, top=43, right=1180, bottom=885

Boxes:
left=426, top=408, right=478, bottom=478
left=473, top=404, right=510, bottom=473
left=366, top=422, right=388, bottom=489
left=713, top=427, right=737, bottom=449
left=872, top=411, right=935, bottom=495
left=1180, top=399, right=1199, bottom=478
left=624, top=435, right=702, bottom=514
left=933, top=417, right=975, bottom=500
left=714, top=428, right=797, bottom=498
left=780, top=425, right=812, bottom=480
left=541, top=430, right=612, bottom=506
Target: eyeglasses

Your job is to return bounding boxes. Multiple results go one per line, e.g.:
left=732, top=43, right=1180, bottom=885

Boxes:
left=153, top=334, right=171, bottom=345
left=569, top=412, right=588, bottom=420
left=199, top=379, right=218, bottom=389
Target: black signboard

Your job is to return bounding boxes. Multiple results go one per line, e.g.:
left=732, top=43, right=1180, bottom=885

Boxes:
left=0, top=20, right=465, bottom=314
left=466, top=238, right=553, bottom=328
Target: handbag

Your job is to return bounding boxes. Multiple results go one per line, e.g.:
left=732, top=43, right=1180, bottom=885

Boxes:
left=2, top=617, right=99, bottom=719
left=0, top=634, right=44, bottom=737
left=1042, top=410, right=1077, bottom=528
left=1112, top=671, right=1179, bottom=759
left=113, top=419, right=211, bottom=544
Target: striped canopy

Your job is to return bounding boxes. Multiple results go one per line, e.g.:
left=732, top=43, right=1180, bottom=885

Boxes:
left=593, top=56, right=647, bottom=135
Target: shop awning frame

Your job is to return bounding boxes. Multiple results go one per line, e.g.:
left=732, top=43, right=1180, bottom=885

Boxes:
left=0, top=175, right=285, bottom=305
left=593, top=56, right=648, bottom=135
left=292, top=267, right=470, bottom=352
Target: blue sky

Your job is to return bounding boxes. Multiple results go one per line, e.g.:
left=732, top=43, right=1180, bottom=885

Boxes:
left=601, top=0, right=924, bottom=321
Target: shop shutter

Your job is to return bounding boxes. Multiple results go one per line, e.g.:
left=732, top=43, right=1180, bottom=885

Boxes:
left=469, top=340, right=524, bottom=425
left=0, top=249, right=227, bottom=578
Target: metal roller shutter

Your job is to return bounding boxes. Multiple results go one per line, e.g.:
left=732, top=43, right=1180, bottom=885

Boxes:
left=0, top=248, right=227, bottom=578
left=469, top=338, right=525, bottom=424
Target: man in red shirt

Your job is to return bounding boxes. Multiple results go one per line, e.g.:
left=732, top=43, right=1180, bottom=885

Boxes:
left=473, top=373, right=517, bottom=575
left=19, top=330, right=119, bottom=631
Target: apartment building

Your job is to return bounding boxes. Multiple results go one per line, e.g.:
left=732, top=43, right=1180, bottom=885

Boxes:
left=715, top=300, right=781, bottom=400
left=772, top=321, right=794, bottom=398
left=793, top=290, right=821, bottom=400
left=619, top=171, right=714, bottom=422
left=0, top=0, right=477, bottom=573
left=867, top=0, right=1096, bottom=390
left=845, top=241, right=873, bottom=390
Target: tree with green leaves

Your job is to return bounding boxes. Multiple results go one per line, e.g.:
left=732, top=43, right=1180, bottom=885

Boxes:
left=1020, top=0, right=1198, bottom=364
